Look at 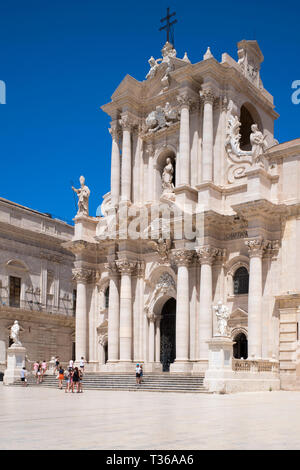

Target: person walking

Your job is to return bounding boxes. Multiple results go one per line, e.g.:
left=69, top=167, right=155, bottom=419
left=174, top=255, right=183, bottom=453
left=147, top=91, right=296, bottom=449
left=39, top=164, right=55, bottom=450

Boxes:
left=58, top=366, right=64, bottom=390
left=68, top=359, right=74, bottom=372
left=37, top=363, right=42, bottom=384
left=20, top=367, right=28, bottom=387
left=41, top=360, right=47, bottom=380
left=72, top=367, right=80, bottom=393
left=79, top=356, right=85, bottom=372
left=135, top=363, right=141, bottom=385
left=140, top=364, right=143, bottom=384
left=78, top=368, right=83, bottom=393
left=65, top=368, right=72, bottom=393
left=54, top=356, right=60, bottom=374
left=33, top=361, right=39, bottom=379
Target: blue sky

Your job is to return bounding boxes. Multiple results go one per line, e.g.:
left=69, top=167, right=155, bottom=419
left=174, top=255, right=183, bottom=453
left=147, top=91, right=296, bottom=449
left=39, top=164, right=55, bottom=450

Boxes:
left=0, top=0, right=299, bottom=223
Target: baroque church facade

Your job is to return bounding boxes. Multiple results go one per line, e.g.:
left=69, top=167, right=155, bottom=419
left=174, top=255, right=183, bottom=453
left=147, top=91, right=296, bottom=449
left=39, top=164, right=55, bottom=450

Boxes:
left=67, top=39, right=300, bottom=389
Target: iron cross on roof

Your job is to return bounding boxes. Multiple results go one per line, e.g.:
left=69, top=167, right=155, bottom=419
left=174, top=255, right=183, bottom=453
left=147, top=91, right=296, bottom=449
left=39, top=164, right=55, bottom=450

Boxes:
left=159, top=7, right=177, bottom=46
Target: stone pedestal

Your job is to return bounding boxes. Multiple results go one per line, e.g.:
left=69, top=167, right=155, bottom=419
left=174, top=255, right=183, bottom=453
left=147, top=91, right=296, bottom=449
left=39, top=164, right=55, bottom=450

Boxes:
left=3, top=346, right=26, bottom=385
left=204, top=336, right=234, bottom=393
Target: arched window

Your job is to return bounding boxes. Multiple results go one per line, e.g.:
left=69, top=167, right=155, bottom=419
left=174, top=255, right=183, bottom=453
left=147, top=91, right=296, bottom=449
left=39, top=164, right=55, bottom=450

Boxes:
left=104, top=286, right=109, bottom=309
left=240, top=105, right=255, bottom=150
left=233, top=267, right=249, bottom=295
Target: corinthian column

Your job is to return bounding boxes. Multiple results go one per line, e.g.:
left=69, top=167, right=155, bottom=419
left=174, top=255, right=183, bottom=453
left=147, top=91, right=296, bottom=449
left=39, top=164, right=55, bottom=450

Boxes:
left=155, top=315, right=161, bottom=363
left=245, top=238, right=264, bottom=359
left=197, top=246, right=218, bottom=361
left=119, top=115, right=133, bottom=203
left=148, top=314, right=155, bottom=363
left=201, top=89, right=215, bottom=182
left=109, top=126, right=120, bottom=206
left=177, top=93, right=192, bottom=186
left=172, top=249, right=193, bottom=369
left=116, top=259, right=136, bottom=362
left=72, top=267, right=91, bottom=362
left=105, top=262, right=120, bottom=362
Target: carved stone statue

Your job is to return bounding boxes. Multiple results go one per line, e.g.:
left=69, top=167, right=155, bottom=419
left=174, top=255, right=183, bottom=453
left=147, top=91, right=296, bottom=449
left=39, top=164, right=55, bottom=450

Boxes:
left=146, top=56, right=162, bottom=80
left=213, top=301, right=230, bottom=337
left=162, top=157, right=174, bottom=194
left=10, top=320, right=22, bottom=346
left=145, top=102, right=178, bottom=133
left=250, top=124, right=267, bottom=166
left=72, top=175, right=90, bottom=216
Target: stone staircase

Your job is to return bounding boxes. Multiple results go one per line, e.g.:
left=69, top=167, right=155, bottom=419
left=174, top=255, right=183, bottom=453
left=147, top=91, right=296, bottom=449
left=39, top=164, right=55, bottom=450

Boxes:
left=11, top=373, right=208, bottom=393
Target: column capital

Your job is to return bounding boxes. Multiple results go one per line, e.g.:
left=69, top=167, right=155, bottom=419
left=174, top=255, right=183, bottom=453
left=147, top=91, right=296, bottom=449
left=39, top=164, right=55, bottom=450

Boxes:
left=177, top=91, right=194, bottom=109
left=108, top=126, right=121, bottom=141
left=196, top=246, right=219, bottom=265
left=200, top=88, right=215, bottom=104
left=72, top=267, right=92, bottom=283
left=119, top=114, right=134, bottom=131
left=172, top=249, right=194, bottom=267
left=116, top=259, right=136, bottom=274
left=136, top=261, right=145, bottom=277
left=104, top=261, right=119, bottom=277
left=245, top=237, right=265, bottom=258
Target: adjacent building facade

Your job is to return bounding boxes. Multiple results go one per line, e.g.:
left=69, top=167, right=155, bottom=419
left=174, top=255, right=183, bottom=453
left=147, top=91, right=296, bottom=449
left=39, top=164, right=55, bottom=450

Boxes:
left=0, top=197, right=75, bottom=373
left=67, top=39, right=300, bottom=389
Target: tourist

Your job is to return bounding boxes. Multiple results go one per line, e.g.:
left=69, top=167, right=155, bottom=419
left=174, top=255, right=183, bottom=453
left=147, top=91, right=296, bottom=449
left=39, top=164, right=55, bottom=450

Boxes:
left=20, top=367, right=28, bottom=387
left=65, top=368, right=72, bottom=393
left=140, top=364, right=143, bottom=384
left=37, top=364, right=42, bottom=384
left=58, top=366, right=64, bottom=389
left=72, top=367, right=80, bottom=393
left=79, top=356, right=85, bottom=372
left=33, top=360, right=39, bottom=378
left=54, top=356, right=60, bottom=374
left=68, top=359, right=74, bottom=371
left=78, top=368, right=83, bottom=393
left=136, top=363, right=141, bottom=385
left=41, top=360, right=47, bottom=379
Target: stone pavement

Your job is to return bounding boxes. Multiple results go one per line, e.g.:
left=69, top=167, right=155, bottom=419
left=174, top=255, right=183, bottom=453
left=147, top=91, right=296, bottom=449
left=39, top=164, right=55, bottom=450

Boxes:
left=0, top=384, right=300, bottom=450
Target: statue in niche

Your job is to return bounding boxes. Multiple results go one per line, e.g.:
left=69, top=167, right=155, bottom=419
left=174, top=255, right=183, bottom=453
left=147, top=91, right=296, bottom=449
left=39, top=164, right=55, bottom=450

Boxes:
left=162, top=157, right=174, bottom=194
left=72, top=175, right=90, bottom=216
left=213, top=301, right=230, bottom=337
left=250, top=124, right=268, bottom=166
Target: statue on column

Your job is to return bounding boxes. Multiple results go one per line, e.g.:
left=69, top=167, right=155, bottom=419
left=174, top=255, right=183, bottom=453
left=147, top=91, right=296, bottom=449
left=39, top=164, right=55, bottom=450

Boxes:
left=9, top=320, right=22, bottom=347
left=213, top=301, right=230, bottom=337
left=72, top=175, right=90, bottom=216
left=162, top=157, right=174, bottom=194
left=250, top=124, right=267, bottom=166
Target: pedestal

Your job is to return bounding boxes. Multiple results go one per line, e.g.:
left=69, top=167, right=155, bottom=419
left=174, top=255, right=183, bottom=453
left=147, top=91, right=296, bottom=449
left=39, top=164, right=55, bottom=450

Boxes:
left=204, top=336, right=234, bottom=393
left=3, top=346, right=26, bottom=385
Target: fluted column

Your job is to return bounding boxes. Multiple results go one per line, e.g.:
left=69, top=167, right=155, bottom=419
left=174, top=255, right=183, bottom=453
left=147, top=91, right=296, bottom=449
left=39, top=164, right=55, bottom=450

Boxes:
left=72, top=268, right=91, bottom=362
left=116, top=260, right=136, bottom=362
left=246, top=238, right=264, bottom=359
left=109, top=126, right=120, bottom=206
left=119, top=115, right=133, bottom=202
left=172, top=249, right=193, bottom=363
left=105, top=262, right=120, bottom=362
left=197, top=247, right=218, bottom=360
left=201, top=89, right=215, bottom=182
left=148, top=314, right=155, bottom=363
left=155, top=316, right=161, bottom=363
left=177, top=93, right=192, bottom=186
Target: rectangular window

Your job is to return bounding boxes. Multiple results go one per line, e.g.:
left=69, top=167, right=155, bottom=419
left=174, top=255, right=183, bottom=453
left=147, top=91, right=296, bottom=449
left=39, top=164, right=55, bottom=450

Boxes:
left=9, top=276, right=21, bottom=308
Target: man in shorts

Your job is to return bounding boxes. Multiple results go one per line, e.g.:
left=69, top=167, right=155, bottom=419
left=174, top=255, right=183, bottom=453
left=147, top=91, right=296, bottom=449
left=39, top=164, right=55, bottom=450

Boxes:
left=20, top=367, right=28, bottom=387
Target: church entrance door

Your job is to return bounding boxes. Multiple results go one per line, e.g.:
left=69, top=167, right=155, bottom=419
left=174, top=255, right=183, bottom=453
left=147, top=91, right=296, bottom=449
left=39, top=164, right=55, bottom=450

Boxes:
left=233, top=332, right=248, bottom=359
left=160, top=298, right=176, bottom=372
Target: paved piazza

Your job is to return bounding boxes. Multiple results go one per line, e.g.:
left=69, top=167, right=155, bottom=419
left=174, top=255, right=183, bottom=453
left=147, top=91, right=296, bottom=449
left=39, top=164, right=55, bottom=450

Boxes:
left=1, top=384, right=300, bottom=450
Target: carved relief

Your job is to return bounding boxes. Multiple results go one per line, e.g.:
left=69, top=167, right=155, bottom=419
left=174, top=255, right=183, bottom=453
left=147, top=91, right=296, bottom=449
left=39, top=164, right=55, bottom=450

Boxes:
left=145, top=102, right=178, bottom=133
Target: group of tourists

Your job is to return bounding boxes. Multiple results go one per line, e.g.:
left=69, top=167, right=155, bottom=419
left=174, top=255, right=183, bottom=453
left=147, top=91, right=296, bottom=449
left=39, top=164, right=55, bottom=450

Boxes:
left=56, top=357, right=85, bottom=393
left=33, top=360, right=48, bottom=383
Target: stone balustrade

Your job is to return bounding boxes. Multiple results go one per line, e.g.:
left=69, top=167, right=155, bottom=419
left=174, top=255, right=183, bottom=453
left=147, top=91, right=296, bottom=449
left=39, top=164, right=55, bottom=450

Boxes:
left=232, top=358, right=279, bottom=373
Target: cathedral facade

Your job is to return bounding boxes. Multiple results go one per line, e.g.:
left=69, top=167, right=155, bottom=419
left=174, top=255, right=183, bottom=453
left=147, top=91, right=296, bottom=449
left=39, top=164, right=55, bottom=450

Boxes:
left=67, top=40, right=300, bottom=390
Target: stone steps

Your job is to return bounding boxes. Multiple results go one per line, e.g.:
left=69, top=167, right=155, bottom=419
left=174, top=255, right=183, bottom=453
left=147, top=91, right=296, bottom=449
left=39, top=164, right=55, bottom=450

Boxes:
left=11, top=373, right=207, bottom=393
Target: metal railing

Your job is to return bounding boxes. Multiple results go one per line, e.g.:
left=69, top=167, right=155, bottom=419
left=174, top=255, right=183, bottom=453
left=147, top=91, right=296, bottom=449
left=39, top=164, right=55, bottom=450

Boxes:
left=0, top=296, right=75, bottom=317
